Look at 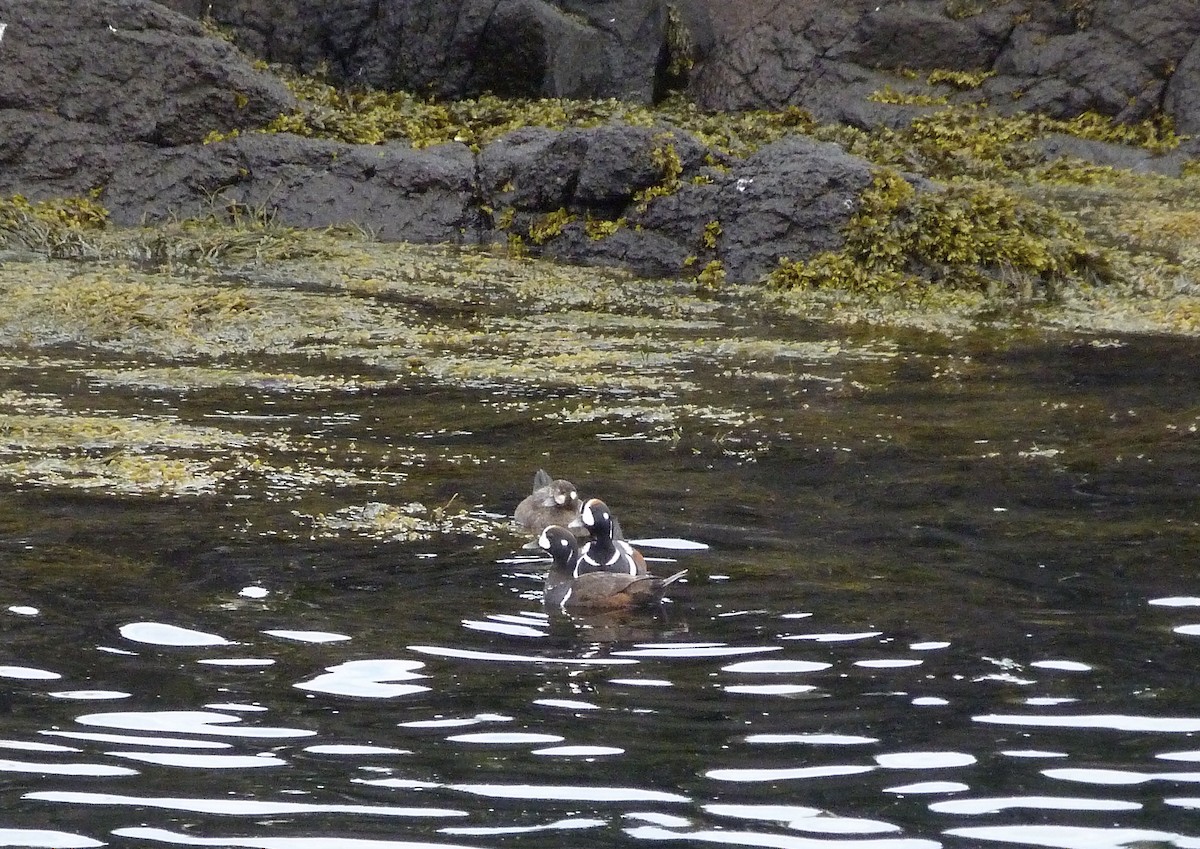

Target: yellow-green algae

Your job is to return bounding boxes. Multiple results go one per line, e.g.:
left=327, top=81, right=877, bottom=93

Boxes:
left=297, top=500, right=502, bottom=543
left=192, top=66, right=1200, bottom=316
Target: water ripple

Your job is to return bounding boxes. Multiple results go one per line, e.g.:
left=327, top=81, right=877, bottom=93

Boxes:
left=105, top=751, right=287, bottom=769
left=112, top=826, right=490, bottom=848
left=447, top=783, right=690, bottom=803
left=74, top=710, right=315, bottom=739
left=118, top=623, right=232, bottom=647
left=975, top=713, right=1200, bottom=732
left=294, top=660, right=429, bottom=698
left=0, top=758, right=136, bottom=776
left=625, top=824, right=941, bottom=848
left=930, top=796, right=1141, bottom=814
left=944, top=825, right=1200, bottom=849
left=0, top=829, right=103, bottom=848
left=707, top=765, right=876, bottom=782
left=27, top=791, right=467, bottom=818
left=408, top=646, right=638, bottom=665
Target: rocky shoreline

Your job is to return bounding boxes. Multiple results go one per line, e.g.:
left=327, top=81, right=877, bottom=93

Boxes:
left=2, top=0, right=1199, bottom=324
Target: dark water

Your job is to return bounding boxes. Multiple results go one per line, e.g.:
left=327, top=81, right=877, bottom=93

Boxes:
left=2, top=323, right=1200, bottom=849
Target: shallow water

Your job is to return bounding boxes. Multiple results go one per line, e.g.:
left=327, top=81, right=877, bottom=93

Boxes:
left=1, top=272, right=1200, bottom=849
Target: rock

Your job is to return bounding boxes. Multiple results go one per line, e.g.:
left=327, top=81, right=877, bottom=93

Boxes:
left=636, top=136, right=875, bottom=282
left=0, top=0, right=295, bottom=146
left=479, top=129, right=591, bottom=211
left=488, top=130, right=875, bottom=283
left=100, top=135, right=480, bottom=241
left=160, top=0, right=680, bottom=103
left=1165, top=37, right=1200, bottom=134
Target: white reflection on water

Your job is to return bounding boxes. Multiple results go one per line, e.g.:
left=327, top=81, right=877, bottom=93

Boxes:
left=704, top=804, right=822, bottom=822
left=0, top=829, right=103, bottom=848
left=408, top=645, right=638, bottom=665
left=784, top=632, right=883, bottom=643
left=874, top=752, right=976, bottom=769
left=722, top=659, right=829, bottom=673
left=1029, top=660, right=1091, bottom=672
left=745, top=734, right=878, bottom=745
left=1043, top=767, right=1200, bottom=785
left=445, top=732, right=564, bottom=744
left=294, top=659, right=429, bottom=698
left=945, top=824, right=1200, bottom=849
left=724, top=684, right=819, bottom=695
left=1160, top=750, right=1200, bottom=762
left=975, top=713, right=1200, bottom=732
left=930, top=796, right=1141, bottom=814
left=854, top=660, right=923, bottom=669
left=448, top=783, right=690, bottom=803
left=629, top=538, right=709, bottom=550
left=616, top=645, right=783, bottom=659
left=262, top=629, right=352, bottom=643
left=0, top=758, right=136, bottom=776
left=106, top=751, right=286, bottom=769
left=112, top=826, right=490, bottom=848
left=75, top=710, right=315, bottom=738
left=440, top=817, right=606, bottom=835
left=460, top=618, right=546, bottom=638
left=883, top=781, right=969, bottom=794
left=1000, top=750, right=1068, bottom=759
left=41, top=731, right=231, bottom=749
left=27, top=790, right=466, bottom=818
left=118, top=623, right=232, bottom=647
left=626, top=824, right=941, bottom=848
left=0, top=739, right=79, bottom=753
left=532, top=697, right=600, bottom=710
left=0, top=665, right=61, bottom=680
left=532, top=745, right=623, bottom=756
left=707, top=765, right=876, bottom=782
left=1150, top=597, right=1200, bottom=606
left=48, top=690, right=131, bottom=700
left=303, top=744, right=410, bottom=755
left=398, top=714, right=512, bottom=729
left=703, top=804, right=900, bottom=834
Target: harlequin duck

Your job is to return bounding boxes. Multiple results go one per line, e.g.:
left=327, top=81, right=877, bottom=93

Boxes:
left=514, top=469, right=585, bottom=536
left=537, top=525, right=686, bottom=611
left=573, top=498, right=648, bottom=577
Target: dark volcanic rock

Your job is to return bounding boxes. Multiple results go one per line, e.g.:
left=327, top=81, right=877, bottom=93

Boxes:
left=510, top=131, right=874, bottom=282
left=100, top=135, right=480, bottom=241
left=159, top=0, right=679, bottom=103
left=0, top=0, right=295, bottom=146
left=635, top=136, right=874, bottom=282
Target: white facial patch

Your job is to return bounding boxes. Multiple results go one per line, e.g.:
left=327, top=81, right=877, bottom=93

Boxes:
left=538, top=529, right=550, bottom=550
left=581, top=501, right=595, bottom=527
left=554, top=492, right=567, bottom=505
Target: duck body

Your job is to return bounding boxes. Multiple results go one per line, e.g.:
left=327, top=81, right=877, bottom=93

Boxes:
left=515, top=469, right=585, bottom=536
left=538, top=525, right=685, bottom=612
left=573, top=498, right=647, bottom=577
